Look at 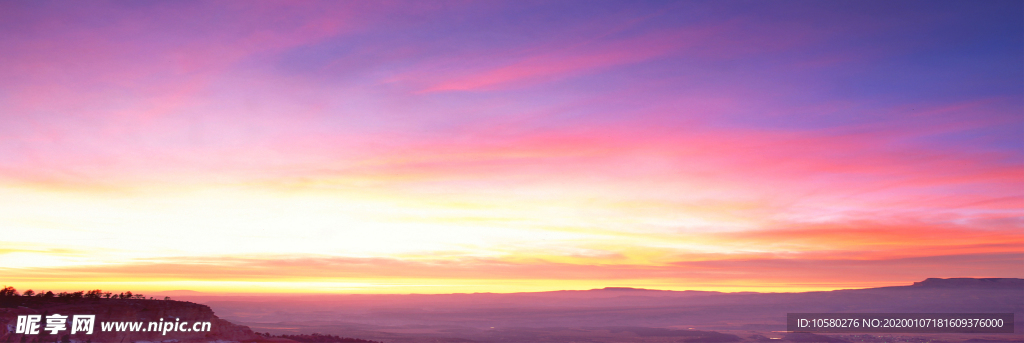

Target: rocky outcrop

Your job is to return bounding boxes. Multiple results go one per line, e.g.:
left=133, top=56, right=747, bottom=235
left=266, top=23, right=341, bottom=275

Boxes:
left=0, top=296, right=265, bottom=343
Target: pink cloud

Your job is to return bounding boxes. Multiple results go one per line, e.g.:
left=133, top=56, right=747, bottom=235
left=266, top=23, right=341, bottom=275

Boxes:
left=416, top=26, right=698, bottom=92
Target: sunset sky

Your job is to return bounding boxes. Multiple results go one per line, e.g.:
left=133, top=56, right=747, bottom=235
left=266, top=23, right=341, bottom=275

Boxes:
left=0, top=0, right=1021, bottom=294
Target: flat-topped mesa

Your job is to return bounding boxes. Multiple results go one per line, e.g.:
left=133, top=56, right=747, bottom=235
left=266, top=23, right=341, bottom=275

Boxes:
left=911, top=278, right=1024, bottom=289
left=0, top=297, right=261, bottom=343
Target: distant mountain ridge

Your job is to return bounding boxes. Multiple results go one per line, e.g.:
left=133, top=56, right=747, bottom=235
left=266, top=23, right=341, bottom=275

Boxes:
left=910, top=278, right=1024, bottom=289
left=155, top=278, right=1024, bottom=297
left=522, top=278, right=1024, bottom=295
left=124, top=278, right=1024, bottom=343
left=586, top=278, right=1024, bottom=293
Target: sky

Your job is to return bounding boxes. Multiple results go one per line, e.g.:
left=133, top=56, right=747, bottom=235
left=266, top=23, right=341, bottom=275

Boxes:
left=0, top=0, right=1021, bottom=294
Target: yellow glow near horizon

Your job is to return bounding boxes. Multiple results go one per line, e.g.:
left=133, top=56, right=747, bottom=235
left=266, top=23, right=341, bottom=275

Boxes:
left=2, top=176, right=1021, bottom=294
left=0, top=180, right=749, bottom=267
